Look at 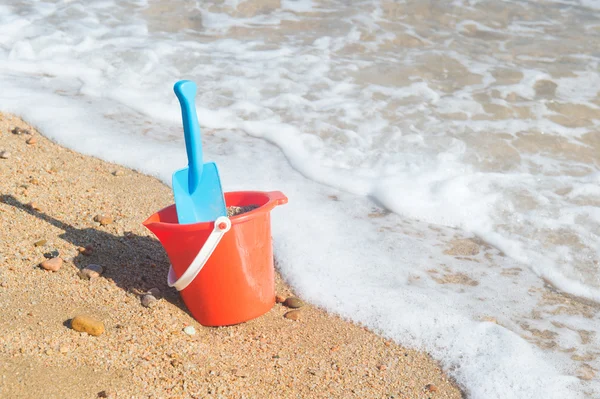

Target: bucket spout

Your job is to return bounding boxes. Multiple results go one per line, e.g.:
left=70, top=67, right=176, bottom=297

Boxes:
left=142, top=202, right=179, bottom=238
left=265, top=190, right=288, bottom=207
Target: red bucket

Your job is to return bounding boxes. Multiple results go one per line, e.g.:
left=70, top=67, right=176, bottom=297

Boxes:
left=143, top=191, right=288, bottom=326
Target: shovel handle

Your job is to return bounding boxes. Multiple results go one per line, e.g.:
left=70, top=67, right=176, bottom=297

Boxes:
left=174, top=80, right=203, bottom=192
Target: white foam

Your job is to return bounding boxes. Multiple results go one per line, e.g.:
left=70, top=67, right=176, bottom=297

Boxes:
left=0, top=0, right=598, bottom=397
left=556, top=71, right=600, bottom=103
left=281, top=0, right=317, bottom=13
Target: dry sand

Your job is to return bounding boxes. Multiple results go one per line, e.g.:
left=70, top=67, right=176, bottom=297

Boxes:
left=0, top=113, right=463, bottom=399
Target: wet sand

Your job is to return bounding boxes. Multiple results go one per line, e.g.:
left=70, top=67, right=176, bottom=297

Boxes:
left=0, top=113, right=463, bottom=398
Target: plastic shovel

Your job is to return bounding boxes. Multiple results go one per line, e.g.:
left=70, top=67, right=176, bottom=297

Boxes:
left=172, top=80, right=227, bottom=224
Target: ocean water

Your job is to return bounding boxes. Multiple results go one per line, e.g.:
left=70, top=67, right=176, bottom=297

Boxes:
left=1, top=0, right=599, bottom=397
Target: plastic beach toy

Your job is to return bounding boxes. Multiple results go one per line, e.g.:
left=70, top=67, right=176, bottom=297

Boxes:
left=172, top=80, right=227, bottom=224
left=143, top=191, right=288, bottom=326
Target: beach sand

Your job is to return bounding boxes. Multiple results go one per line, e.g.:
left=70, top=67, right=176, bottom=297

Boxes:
left=0, top=113, right=463, bottom=399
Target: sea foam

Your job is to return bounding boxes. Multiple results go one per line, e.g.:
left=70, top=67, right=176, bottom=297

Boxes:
left=0, top=0, right=598, bottom=397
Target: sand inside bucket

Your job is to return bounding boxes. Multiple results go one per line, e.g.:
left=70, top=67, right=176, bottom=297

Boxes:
left=227, top=205, right=259, bottom=217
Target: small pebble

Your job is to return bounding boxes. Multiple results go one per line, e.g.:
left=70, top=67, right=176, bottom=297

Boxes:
left=147, top=287, right=161, bottom=297
left=0, top=281, right=7, bottom=288
left=425, top=384, right=438, bottom=392
left=33, top=239, right=47, bottom=247
left=0, top=151, right=9, bottom=159
left=28, top=202, right=41, bottom=211
left=275, top=294, right=286, bottom=303
left=71, top=315, right=105, bottom=336
left=78, top=264, right=103, bottom=280
left=284, top=310, right=301, bottom=321
left=77, top=245, right=93, bottom=256
left=93, top=215, right=114, bottom=226
left=26, top=137, right=37, bottom=145
left=183, top=326, right=196, bottom=336
left=29, top=177, right=39, bottom=185
left=283, top=297, right=304, bottom=309
left=59, top=345, right=69, bottom=354
left=141, top=294, right=157, bottom=308
left=11, top=127, right=24, bottom=134
left=377, top=364, right=387, bottom=371
left=43, top=250, right=60, bottom=259
left=40, top=257, right=62, bottom=272
left=113, top=170, right=124, bottom=176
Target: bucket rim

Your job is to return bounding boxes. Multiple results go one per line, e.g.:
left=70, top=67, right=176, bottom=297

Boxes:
left=142, top=190, right=287, bottom=228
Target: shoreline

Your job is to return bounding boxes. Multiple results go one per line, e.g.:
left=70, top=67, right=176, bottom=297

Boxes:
left=0, top=112, right=464, bottom=398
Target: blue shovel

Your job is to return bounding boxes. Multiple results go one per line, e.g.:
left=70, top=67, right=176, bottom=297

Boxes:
left=172, top=80, right=227, bottom=224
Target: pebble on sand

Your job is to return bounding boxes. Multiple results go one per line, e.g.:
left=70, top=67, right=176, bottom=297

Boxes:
left=40, top=257, right=63, bottom=272
left=43, top=250, right=60, bottom=259
left=183, top=326, right=196, bottom=336
left=275, top=294, right=286, bottom=303
left=147, top=287, right=160, bottom=297
left=33, top=239, right=47, bottom=247
left=71, top=315, right=105, bottom=336
left=113, top=170, right=124, bottom=176
left=0, top=151, right=9, bottom=159
left=283, top=297, right=304, bottom=309
left=425, top=384, right=438, bottom=392
left=78, top=264, right=103, bottom=280
left=11, top=127, right=26, bottom=134
left=27, top=202, right=42, bottom=211
left=284, top=310, right=301, bottom=321
left=141, top=294, right=157, bottom=308
left=93, top=215, right=114, bottom=226
left=77, top=245, right=93, bottom=256
left=26, top=137, right=37, bottom=145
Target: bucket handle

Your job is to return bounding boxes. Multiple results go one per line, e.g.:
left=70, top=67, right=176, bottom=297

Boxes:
left=167, top=216, right=231, bottom=291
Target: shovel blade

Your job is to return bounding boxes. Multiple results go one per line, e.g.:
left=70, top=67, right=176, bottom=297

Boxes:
left=172, top=161, right=227, bottom=224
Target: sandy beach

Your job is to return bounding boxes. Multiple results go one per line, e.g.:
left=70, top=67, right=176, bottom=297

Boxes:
left=0, top=113, right=463, bottom=398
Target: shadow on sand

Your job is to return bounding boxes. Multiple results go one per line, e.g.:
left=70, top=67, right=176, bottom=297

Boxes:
left=2, top=194, right=190, bottom=315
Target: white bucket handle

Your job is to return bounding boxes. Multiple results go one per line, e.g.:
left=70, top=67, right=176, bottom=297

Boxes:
left=167, top=216, right=231, bottom=291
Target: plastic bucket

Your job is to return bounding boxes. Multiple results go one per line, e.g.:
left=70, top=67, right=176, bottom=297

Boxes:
left=143, top=191, right=287, bottom=326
